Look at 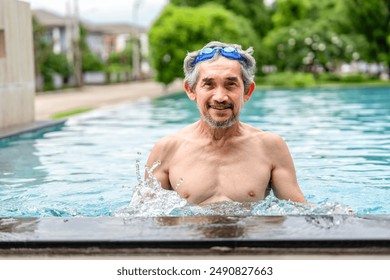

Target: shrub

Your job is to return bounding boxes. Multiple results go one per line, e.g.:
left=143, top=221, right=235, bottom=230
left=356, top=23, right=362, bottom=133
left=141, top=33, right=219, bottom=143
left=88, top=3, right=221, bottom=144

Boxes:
left=291, top=72, right=317, bottom=87
left=317, top=72, right=341, bottom=82
left=339, top=73, right=367, bottom=83
left=259, top=72, right=317, bottom=87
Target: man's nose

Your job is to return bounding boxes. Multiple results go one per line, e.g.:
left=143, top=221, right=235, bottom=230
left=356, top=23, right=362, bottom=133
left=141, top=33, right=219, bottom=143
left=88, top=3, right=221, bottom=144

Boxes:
left=213, top=87, right=229, bottom=102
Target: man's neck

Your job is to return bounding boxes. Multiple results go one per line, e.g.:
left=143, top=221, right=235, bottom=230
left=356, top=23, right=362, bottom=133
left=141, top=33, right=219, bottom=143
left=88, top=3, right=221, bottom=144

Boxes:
left=196, top=120, right=242, bottom=142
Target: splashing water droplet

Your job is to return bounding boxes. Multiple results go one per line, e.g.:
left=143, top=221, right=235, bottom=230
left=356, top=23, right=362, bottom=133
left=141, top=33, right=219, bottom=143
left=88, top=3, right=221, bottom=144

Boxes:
left=116, top=159, right=187, bottom=217
left=135, top=159, right=142, bottom=186
left=175, top=177, right=184, bottom=190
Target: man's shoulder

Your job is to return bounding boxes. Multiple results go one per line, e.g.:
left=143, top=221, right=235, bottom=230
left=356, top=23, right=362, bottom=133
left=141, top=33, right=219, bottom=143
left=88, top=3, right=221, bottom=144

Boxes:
left=258, top=131, right=291, bottom=158
left=153, top=134, right=179, bottom=150
left=261, top=131, right=284, bottom=142
left=244, top=126, right=286, bottom=148
left=153, top=125, right=194, bottom=150
left=242, top=124, right=283, bottom=141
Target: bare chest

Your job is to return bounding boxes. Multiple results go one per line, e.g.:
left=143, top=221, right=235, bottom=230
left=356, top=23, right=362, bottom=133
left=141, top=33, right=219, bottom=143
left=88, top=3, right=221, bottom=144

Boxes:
left=168, top=145, right=272, bottom=204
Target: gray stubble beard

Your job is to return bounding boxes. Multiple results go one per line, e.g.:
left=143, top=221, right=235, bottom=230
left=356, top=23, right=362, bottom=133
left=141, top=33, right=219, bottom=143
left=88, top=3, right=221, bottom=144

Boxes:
left=201, top=113, right=237, bottom=129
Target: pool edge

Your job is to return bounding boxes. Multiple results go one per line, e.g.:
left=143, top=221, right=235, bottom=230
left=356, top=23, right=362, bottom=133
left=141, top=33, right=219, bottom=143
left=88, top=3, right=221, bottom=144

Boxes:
left=0, top=119, right=66, bottom=140
left=1, top=215, right=389, bottom=257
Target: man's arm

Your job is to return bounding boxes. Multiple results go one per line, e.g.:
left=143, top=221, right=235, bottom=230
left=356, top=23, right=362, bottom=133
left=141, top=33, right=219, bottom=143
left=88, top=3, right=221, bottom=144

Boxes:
left=266, top=133, right=306, bottom=203
left=145, top=138, right=172, bottom=190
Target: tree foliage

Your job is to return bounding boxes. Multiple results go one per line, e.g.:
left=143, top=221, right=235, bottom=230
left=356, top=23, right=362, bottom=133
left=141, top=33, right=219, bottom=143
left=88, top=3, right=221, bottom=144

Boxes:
left=105, top=40, right=133, bottom=82
left=170, top=0, right=273, bottom=38
left=79, top=25, right=104, bottom=72
left=148, top=3, right=262, bottom=85
left=148, top=0, right=389, bottom=83
left=263, top=19, right=369, bottom=72
left=272, top=0, right=311, bottom=28
left=341, top=0, right=389, bottom=65
left=32, top=16, right=73, bottom=91
left=263, top=0, right=388, bottom=73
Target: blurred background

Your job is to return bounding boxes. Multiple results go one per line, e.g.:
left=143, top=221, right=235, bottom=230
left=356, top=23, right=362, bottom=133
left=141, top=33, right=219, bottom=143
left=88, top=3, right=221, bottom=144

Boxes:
left=21, top=0, right=390, bottom=91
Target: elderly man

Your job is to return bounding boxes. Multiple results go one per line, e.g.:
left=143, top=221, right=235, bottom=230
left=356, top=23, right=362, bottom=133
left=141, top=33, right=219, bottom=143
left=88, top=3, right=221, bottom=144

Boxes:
left=146, top=41, right=305, bottom=205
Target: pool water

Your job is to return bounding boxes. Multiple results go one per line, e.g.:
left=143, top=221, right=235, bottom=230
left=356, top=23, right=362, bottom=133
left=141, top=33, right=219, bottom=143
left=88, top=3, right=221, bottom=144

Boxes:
left=0, top=87, right=389, bottom=217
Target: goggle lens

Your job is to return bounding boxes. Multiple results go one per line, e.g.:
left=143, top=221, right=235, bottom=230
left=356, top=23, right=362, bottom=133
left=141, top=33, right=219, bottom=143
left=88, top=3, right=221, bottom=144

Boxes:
left=192, top=47, right=246, bottom=66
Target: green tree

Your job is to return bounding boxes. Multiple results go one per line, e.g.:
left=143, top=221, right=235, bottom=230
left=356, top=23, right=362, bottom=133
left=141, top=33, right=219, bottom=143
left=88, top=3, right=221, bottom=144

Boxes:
left=79, top=25, right=104, bottom=72
left=149, top=4, right=262, bottom=85
left=106, top=40, right=133, bottom=82
left=272, top=0, right=311, bottom=28
left=32, top=16, right=51, bottom=91
left=272, top=0, right=346, bottom=28
left=341, top=0, right=389, bottom=73
left=263, top=0, right=388, bottom=75
left=263, top=19, right=369, bottom=73
left=170, top=0, right=273, bottom=38
left=32, top=16, right=73, bottom=91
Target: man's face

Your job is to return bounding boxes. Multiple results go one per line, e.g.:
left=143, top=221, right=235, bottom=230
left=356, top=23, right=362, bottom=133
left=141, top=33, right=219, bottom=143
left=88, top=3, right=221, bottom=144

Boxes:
left=191, top=57, right=250, bottom=128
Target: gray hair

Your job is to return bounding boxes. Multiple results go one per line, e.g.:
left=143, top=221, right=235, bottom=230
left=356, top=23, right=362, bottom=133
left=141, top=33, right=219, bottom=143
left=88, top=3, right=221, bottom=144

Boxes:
left=183, top=41, right=256, bottom=94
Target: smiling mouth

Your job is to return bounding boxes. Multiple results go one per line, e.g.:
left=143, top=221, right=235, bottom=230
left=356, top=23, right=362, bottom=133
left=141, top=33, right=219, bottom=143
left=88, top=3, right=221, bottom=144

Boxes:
left=208, top=104, right=233, bottom=110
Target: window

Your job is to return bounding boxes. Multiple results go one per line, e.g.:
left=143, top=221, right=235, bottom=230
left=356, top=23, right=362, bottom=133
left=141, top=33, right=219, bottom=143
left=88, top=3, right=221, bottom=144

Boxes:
left=0, top=30, right=5, bottom=58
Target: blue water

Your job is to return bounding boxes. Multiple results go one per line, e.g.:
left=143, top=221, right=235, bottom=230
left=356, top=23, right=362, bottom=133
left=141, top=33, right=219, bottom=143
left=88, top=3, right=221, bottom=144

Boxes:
left=0, top=87, right=389, bottom=217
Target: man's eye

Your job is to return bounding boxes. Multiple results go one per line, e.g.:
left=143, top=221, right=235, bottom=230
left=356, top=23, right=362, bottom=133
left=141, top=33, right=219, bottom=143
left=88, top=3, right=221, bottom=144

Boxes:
left=227, top=83, right=237, bottom=88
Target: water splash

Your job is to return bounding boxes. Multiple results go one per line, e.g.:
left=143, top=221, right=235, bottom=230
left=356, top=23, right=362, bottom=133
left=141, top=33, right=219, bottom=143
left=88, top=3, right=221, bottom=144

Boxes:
left=116, top=158, right=187, bottom=217
left=116, top=156, right=355, bottom=217
left=251, top=196, right=353, bottom=216
left=168, top=196, right=353, bottom=217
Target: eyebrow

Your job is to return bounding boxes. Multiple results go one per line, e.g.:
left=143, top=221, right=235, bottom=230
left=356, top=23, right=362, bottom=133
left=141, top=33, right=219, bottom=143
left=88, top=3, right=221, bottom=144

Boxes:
left=201, top=76, right=239, bottom=83
left=226, top=77, right=239, bottom=82
left=200, top=77, right=215, bottom=86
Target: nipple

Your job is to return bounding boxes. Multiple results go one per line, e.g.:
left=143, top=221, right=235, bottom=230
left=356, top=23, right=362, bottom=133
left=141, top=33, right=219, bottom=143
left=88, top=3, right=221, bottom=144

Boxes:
left=182, top=193, right=190, bottom=199
left=248, top=191, right=256, bottom=197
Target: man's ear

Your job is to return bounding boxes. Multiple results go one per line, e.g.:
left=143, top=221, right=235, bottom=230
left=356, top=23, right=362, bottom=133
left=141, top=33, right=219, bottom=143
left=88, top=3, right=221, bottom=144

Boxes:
left=244, top=82, right=256, bottom=102
left=184, top=82, right=196, bottom=101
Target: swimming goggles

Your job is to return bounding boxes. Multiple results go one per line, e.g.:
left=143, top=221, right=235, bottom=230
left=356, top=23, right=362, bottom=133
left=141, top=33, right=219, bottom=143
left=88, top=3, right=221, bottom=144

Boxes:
left=192, top=47, right=247, bottom=66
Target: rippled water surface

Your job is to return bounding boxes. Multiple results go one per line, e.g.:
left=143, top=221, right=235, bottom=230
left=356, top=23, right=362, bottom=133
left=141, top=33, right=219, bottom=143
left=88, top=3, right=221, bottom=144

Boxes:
left=0, top=87, right=389, bottom=217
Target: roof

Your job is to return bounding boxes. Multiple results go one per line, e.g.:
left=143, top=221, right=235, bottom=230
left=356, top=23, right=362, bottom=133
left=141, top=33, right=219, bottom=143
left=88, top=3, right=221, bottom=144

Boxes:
left=32, top=9, right=68, bottom=27
left=32, top=9, right=147, bottom=34
left=92, top=23, right=147, bottom=34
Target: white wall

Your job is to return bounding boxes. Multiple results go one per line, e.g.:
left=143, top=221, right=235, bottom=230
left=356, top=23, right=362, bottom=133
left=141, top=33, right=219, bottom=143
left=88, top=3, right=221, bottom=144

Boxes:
left=0, top=0, right=35, bottom=128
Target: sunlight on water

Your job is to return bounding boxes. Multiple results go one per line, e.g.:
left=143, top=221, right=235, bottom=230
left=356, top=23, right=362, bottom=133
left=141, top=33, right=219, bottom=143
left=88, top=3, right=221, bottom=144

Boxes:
left=115, top=158, right=354, bottom=218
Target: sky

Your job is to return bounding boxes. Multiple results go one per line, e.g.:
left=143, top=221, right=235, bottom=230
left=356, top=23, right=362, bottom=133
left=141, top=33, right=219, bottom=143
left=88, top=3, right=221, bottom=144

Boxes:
left=21, top=0, right=169, bottom=28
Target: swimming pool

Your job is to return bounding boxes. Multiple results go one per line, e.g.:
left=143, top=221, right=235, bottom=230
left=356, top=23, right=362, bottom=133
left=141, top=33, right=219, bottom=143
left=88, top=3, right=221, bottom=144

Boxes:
left=0, top=86, right=389, bottom=217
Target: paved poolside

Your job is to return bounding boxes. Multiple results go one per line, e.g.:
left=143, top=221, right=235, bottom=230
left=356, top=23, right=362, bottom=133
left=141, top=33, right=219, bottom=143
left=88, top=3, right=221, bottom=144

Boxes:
left=35, top=79, right=184, bottom=121
left=0, top=79, right=184, bottom=139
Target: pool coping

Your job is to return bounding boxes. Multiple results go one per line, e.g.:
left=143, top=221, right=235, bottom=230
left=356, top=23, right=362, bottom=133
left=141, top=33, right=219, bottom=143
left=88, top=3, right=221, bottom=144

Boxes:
left=0, top=119, right=66, bottom=140
left=1, top=215, right=389, bottom=257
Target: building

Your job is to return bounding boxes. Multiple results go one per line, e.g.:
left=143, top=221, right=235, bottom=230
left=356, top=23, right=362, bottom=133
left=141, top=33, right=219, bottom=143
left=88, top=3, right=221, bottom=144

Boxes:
left=32, top=9, right=151, bottom=86
left=32, top=9, right=70, bottom=55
